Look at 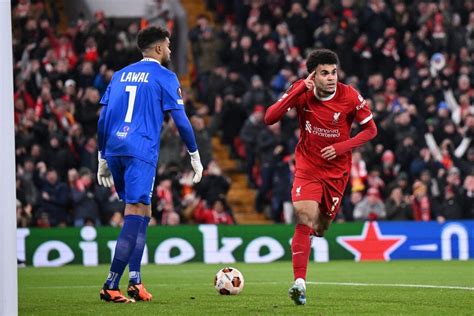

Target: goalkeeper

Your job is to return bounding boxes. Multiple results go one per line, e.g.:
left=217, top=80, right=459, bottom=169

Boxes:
left=97, top=26, right=203, bottom=303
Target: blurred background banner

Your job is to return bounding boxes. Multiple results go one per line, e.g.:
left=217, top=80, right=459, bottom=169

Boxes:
left=18, top=220, right=474, bottom=267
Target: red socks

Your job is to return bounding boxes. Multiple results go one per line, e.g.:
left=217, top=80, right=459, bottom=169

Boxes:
left=291, top=224, right=312, bottom=280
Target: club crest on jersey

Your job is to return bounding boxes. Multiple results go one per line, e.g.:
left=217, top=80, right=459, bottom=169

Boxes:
left=296, top=186, right=301, bottom=197
left=333, top=112, right=341, bottom=124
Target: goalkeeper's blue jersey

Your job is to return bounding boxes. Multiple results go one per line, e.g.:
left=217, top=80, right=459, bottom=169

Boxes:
left=99, top=58, right=184, bottom=167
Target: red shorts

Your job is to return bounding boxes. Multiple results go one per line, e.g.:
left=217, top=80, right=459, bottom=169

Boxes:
left=291, top=175, right=348, bottom=219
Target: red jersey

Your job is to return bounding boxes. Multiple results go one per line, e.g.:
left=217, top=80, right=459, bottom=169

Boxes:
left=266, top=80, right=374, bottom=180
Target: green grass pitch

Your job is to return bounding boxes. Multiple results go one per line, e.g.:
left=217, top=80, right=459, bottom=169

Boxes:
left=19, top=260, right=473, bottom=315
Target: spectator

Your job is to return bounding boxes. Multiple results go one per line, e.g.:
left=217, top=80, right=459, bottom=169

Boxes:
left=239, top=104, right=265, bottom=188
left=17, top=158, right=38, bottom=207
left=270, top=157, right=292, bottom=223
left=242, top=75, right=274, bottom=115
left=44, top=133, right=75, bottom=180
left=37, top=168, right=69, bottom=227
left=270, top=66, right=296, bottom=95
left=397, top=135, right=419, bottom=174
left=354, top=187, right=386, bottom=221
left=158, top=120, right=183, bottom=171
left=95, top=185, right=125, bottom=225
left=79, top=136, right=97, bottom=172
left=224, top=69, right=248, bottom=98
left=71, top=167, right=100, bottom=227
left=385, top=187, right=411, bottom=220
left=350, top=151, right=368, bottom=192
left=105, top=39, right=129, bottom=71
left=206, top=66, right=228, bottom=112
left=193, top=26, right=223, bottom=101
left=196, top=161, right=231, bottom=210
left=360, top=0, right=392, bottom=44
left=285, top=2, right=311, bottom=50
left=261, top=39, right=284, bottom=83
left=228, top=34, right=261, bottom=81
left=216, top=91, right=247, bottom=155
left=340, top=190, right=363, bottom=222
left=454, top=146, right=474, bottom=177
left=16, top=199, right=32, bottom=228
left=145, top=0, right=174, bottom=29
left=367, top=168, right=385, bottom=195
left=155, top=175, right=182, bottom=225
left=75, top=87, right=101, bottom=138
left=194, top=198, right=234, bottom=225
left=419, top=169, right=441, bottom=209
left=411, top=181, right=433, bottom=222
left=190, top=115, right=213, bottom=168
left=439, top=186, right=464, bottom=221
left=461, top=175, right=474, bottom=219
left=387, top=171, right=410, bottom=196
left=109, top=211, right=124, bottom=227
left=189, top=14, right=210, bottom=67
left=255, top=122, right=287, bottom=214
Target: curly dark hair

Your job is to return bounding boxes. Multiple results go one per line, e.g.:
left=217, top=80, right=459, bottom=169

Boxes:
left=306, top=49, right=339, bottom=73
left=136, top=26, right=170, bottom=52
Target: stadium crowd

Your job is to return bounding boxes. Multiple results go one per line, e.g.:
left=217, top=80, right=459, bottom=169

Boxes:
left=12, top=0, right=474, bottom=228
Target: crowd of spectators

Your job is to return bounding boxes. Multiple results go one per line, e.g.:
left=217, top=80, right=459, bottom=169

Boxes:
left=195, top=0, right=474, bottom=223
left=12, top=0, right=474, bottom=228
left=12, top=0, right=231, bottom=228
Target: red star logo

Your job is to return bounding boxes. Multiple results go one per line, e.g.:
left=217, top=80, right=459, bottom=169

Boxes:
left=337, top=222, right=406, bottom=261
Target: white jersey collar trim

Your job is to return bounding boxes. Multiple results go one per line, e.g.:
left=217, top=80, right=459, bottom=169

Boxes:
left=314, top=86, right=336, bottom=101
left=141, top=57, right=161, bottom=64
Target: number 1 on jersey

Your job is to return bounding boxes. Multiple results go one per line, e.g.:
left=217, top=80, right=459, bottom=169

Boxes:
left=124, top=85, right=137, bottom=123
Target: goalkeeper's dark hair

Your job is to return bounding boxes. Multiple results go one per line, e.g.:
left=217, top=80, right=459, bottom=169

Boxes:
left=136, top=26, right=170, bottom=52
left=306, top=49, right=339, bottom=73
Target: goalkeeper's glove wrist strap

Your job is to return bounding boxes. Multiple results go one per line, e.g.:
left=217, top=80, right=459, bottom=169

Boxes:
left=189, top=150, right=200, bottom=157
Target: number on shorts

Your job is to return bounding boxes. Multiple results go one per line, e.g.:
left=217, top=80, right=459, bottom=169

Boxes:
left=330, top=197, right=340, bottom=212
left=124, top=85, right=137, bottom=123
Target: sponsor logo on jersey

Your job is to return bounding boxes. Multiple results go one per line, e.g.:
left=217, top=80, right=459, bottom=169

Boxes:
left=305, top=120, right=340, bottom=138
left=356, top=99, right=367, bottom=110
left=116, top=125, right=129, bottom=139
left=305, top=120, right=312, bottom=133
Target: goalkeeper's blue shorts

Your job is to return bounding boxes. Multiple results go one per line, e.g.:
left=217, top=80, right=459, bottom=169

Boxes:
left=106, top=156, right=155, bottom=205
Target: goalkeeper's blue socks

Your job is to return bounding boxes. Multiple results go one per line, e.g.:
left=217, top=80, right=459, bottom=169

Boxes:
left=129, top=216, right=151, bottom=285
left=105, top=215, right=144, bottom=289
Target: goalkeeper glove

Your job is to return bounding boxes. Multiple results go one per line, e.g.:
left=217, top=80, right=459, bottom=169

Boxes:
left=189, top=150, right=203, bottom=183
left=97, top=152, right=114, bottom=187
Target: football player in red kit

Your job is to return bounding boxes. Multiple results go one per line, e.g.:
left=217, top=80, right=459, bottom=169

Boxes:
left=264, top=49, right=377, bottom=305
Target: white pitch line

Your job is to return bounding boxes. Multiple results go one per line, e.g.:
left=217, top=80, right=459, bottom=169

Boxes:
left=306, top=281, right=474, bottom=291
left=26, top=281, right=474, bottom=291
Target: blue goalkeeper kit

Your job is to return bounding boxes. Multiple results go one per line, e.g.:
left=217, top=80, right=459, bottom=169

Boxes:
left=98, top=55, right=200, bottom=294
left=97, top=58, right=197, bottom=204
